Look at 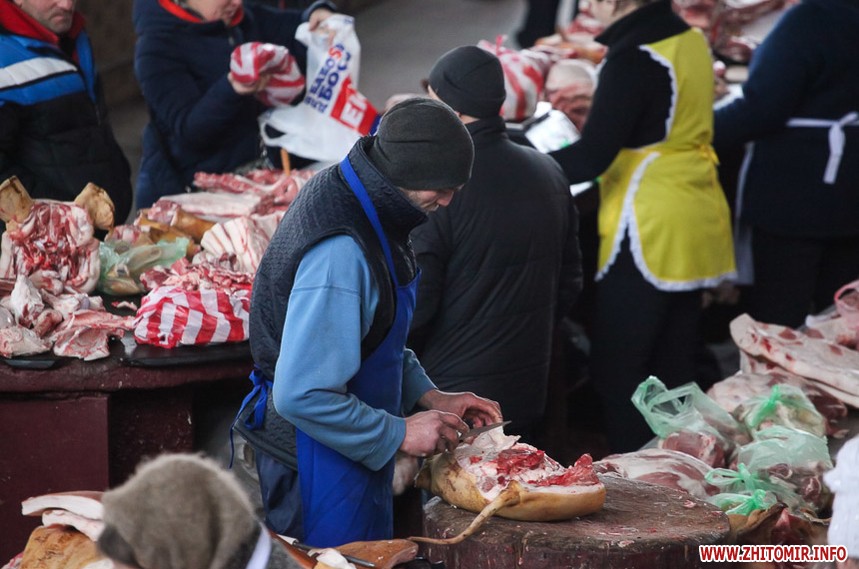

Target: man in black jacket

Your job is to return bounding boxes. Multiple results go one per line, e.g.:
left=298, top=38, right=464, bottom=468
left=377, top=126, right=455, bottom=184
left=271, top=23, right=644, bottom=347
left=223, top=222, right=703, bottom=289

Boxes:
left=409, top=46, right=583, bottom=443
left=0, top=0, right=132, bottom=223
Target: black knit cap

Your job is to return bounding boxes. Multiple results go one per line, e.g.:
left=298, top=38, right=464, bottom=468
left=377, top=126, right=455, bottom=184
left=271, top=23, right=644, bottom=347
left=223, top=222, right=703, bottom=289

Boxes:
left=367, top=97, right=474, bottom=190
left=428, top=46, right=506, bottom=118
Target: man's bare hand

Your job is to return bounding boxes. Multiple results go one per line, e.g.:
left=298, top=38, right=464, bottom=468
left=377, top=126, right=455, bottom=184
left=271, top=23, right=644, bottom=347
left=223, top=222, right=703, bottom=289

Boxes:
left=418, top=389, right=503, bottom=428
left=399, top=410, right=468, bottom=457
left=308, top=8, right=335, bottom=31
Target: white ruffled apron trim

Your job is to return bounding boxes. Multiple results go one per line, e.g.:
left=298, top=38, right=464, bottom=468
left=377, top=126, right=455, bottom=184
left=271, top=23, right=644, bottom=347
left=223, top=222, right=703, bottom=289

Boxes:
left=595, top=151, right=736, bottom=292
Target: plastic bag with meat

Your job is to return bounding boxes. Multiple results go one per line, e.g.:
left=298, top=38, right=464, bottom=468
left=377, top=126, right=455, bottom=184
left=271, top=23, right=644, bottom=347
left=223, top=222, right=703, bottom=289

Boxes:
left=732, top=426, right=833, bottom=514
left=632, top=376, right=751, bottom=468
left=706, top=463, right=806, bottom=513
left=731, top=384, right=827, bottom=438
left=707, top=371, right=849, bottom=438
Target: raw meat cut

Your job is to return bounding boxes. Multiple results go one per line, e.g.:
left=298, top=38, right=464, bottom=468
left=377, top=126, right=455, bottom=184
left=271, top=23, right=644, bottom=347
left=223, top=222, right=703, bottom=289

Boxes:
left=594, top=448, right=718, bottom=500
left=193, top=168, right=313, bottom=207
left=0, top=325, right=52, bottom=358
left=730, top=313, right=859, bottom=406
left=230, top=42, right=304, bottom=107
left=412, top=428, right=605, bottom=544
left=50, top=310, right=134, bottom=361
left=40, top=510, right=104, bottom=542
left=199, top=213, right=282, bottom=273
left=158, top=191, right=270, bottom=221
left=804, top=315, right=859, bottom=349
left=21, top=491, right=103, bottom=520
left=0, top=179, right=114, bottom=294
left=133, top=286, right=250, bottom=349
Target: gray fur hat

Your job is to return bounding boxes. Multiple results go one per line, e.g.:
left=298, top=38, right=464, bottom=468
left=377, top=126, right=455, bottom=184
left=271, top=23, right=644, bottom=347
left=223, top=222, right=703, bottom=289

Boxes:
left=98, top=454, right=259, bottom=569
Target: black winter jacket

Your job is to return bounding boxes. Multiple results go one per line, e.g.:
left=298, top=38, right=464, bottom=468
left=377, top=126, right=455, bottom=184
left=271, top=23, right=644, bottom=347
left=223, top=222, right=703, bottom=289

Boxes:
left=409, top=115, right=582, bottom=428
left=0, top=3, right=132, bottom=222
left=714, top=0, right=859, bottom=237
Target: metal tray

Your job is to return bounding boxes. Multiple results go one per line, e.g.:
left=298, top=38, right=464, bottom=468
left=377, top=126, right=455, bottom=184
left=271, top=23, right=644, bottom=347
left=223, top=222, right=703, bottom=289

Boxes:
left=118, top=335, right=251, bottom=367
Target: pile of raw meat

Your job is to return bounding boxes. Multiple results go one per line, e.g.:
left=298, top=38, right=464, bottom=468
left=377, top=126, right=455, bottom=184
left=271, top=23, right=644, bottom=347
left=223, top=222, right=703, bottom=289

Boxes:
left=590, top=285, right=859, bottom=560
left=2, top=491, right=109, bottom=569
left=109, top=168, right=315, bottom=349
left=0, top=177, right=134, bottom=361
left=538, top=0, right=793, bottom=65
left=0, top=166, right=315, bottom=358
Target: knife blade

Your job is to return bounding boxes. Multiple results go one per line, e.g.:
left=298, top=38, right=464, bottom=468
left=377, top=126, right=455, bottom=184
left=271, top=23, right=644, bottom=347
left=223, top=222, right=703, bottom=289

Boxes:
left=457, top=420, right=511, bottom=443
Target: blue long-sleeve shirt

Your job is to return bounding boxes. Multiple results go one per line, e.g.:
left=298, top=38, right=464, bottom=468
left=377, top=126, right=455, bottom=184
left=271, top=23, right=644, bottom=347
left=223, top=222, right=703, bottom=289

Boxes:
left=271, top=234, right=435, bottom=471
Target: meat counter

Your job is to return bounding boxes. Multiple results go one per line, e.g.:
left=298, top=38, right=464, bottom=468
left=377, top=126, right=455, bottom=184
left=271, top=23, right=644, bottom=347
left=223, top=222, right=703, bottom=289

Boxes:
left=0, top=337, right=253, bottom=563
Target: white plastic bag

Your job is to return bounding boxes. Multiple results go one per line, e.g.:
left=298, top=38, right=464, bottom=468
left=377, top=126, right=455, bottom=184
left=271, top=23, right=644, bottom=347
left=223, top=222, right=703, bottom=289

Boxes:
left=260, top=14, right=380, bottom=163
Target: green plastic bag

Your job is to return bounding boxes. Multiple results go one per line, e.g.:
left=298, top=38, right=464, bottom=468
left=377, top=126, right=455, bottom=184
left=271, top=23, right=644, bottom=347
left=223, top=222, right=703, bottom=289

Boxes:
left=733, top=384, right=827, bottom=437
left=733, top=426, right=832, bottom=514
left=98, top=238, right=189, bottom=296
left=710, top=489, right=777, bottom=516
left=632, top=376, right=751, bottom=466
left=706, top=463, right=804, bottom=511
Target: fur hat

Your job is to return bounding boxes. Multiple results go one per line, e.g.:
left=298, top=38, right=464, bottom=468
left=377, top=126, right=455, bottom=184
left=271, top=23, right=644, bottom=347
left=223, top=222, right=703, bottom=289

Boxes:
left=366, top=97, right=473, bottom=190
left=98, top=454, right=260, bottom=569
left=428, top=46, right=506, bottom=118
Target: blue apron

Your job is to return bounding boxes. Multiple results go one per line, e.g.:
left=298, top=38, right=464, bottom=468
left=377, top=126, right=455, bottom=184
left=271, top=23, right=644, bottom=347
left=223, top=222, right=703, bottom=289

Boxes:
left=295, top=157, right=420, bottom=547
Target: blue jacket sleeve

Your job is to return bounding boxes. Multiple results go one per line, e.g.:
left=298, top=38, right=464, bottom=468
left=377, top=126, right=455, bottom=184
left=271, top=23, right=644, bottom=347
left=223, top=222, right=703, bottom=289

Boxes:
left=135, top=41, right=249, bottom=151
left=713, top=8, right=815, bottom=148
left=402, top=348, right=435, bottom=413
left=270, top=235, right=407, bottom=471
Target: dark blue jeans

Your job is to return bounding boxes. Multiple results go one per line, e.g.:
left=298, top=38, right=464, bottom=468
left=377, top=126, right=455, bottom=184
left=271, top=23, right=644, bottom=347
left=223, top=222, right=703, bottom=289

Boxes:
left=255, top=449, right=304, bottom=539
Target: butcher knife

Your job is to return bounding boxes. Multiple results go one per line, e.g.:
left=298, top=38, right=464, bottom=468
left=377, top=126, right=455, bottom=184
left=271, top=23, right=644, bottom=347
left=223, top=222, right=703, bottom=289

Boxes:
left=457, top=420, right=511, bottom=444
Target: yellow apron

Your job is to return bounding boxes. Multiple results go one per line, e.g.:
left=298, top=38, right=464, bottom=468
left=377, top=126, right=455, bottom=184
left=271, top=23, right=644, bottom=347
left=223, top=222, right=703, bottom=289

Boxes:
left=597, top=28, right=736, bottom=291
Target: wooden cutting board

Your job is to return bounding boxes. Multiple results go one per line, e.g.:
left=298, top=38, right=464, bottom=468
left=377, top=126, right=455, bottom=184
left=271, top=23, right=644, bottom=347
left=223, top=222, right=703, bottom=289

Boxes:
left=420, top=474, right=732, bottom=568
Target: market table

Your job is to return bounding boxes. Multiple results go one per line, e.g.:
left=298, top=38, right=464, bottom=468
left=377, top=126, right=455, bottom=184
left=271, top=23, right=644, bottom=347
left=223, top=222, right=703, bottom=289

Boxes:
left=419, top=474, right=732, bottom=569
left=0, top=336, right=253, bottom=563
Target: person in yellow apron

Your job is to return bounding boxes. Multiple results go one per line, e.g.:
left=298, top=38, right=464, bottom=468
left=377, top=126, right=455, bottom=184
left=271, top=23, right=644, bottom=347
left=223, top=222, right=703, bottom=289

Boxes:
left=714, top=0, right=859, bottom=329
left=550, top=0, right=735, bottom=452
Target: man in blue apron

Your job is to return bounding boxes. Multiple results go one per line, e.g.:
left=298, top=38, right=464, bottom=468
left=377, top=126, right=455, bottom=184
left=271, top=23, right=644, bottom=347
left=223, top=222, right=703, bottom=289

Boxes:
left=234, top=98, right=503, bottom=548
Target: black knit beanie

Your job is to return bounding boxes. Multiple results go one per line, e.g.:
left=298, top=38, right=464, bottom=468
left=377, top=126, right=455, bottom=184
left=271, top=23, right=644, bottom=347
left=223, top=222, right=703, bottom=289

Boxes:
left=428, top=46, right=506, bottom=118
left=367, top=98, right=474, bottom=190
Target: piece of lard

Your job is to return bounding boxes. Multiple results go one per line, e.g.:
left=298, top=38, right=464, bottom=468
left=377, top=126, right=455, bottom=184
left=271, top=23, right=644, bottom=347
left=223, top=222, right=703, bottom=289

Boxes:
left=456, top=430, right=597, bottom=501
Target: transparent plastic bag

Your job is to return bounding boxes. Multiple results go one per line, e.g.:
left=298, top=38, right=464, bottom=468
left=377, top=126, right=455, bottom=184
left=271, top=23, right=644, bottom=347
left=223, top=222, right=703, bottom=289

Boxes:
left=733, top=426, right=832, bottom=514
left=733, top=384, right=827, bottom=437
left=632, top=376, right=751, bottom=467
left=260, top=14, right=380, bottom=163
left=710, top=488, right=777, bottom=516
left=98, top=238, right=189, bottom=296
left=706, top=463, right=804, bottom=511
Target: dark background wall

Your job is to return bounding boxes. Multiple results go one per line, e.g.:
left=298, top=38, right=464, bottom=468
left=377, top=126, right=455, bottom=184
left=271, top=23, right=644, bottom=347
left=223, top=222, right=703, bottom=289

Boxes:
left=78, top=0, right=139, bottom=107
